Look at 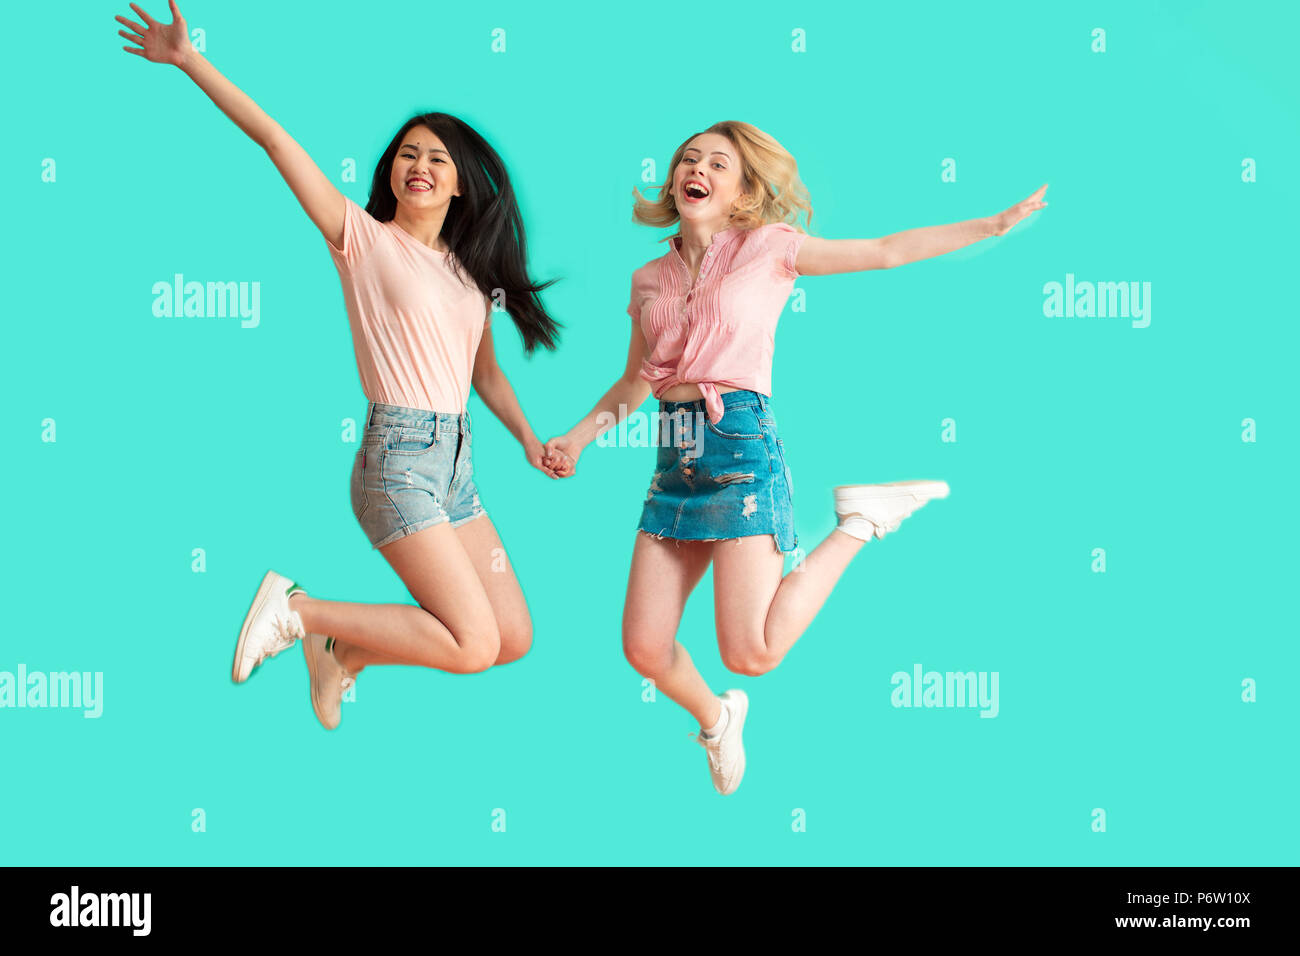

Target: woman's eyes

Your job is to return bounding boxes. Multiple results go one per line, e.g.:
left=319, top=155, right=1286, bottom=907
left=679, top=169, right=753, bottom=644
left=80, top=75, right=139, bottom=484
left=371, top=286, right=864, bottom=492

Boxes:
left=401, top=154, right=444, bottom=162
left=683, top=158, right=725, bottom=169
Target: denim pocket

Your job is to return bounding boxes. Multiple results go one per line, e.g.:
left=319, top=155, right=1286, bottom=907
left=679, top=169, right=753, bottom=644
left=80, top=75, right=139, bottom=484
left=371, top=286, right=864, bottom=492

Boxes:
left=776, top=437, right=793, bottom=496
left=387, top=425, right=438, bottom=456
left=350, top=447, right=369, bottom=519
left=705, top=405, right=763, bottom=440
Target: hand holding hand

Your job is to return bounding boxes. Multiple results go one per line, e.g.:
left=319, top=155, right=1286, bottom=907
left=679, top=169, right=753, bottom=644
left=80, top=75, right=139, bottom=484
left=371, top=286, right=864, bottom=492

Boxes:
left=541, top=435, right=581, bottom=479
left=524, top=435, right=563, bottom=480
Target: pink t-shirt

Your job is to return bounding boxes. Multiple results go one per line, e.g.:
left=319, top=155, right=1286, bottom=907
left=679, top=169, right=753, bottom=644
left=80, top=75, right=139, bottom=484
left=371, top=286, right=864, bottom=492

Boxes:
left=326, top=196, right=491, bottom=414
left=626, top=222, right=807, bottom=424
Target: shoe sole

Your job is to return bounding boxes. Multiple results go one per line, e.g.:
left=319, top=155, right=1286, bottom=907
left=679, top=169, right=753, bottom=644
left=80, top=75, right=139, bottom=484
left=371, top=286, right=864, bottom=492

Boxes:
left=232, top=570, right=280, bottom=684
left=721, top=690, right=749, bottom=796
left=833, top=480, right=950, bottom=500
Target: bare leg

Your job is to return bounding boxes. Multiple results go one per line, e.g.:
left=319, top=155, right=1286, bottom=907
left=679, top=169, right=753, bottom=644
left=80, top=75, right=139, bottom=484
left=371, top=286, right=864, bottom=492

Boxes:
left=288, top=520, right=501, bottom=675
left=322, top=514, right=532, bottom=674
left=622, top=531, right=721, bottom=729
left=713, top=528, right=865, bottom=675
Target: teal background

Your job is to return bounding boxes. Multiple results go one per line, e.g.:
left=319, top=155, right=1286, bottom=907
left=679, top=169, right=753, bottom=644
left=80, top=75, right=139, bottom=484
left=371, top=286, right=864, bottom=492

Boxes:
left=3, top=0, right=1296, bottom=865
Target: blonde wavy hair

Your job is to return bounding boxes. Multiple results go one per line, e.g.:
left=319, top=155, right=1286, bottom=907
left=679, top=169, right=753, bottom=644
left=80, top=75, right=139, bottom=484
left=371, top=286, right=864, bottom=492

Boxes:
left=632, top=121, right=814, bottom=238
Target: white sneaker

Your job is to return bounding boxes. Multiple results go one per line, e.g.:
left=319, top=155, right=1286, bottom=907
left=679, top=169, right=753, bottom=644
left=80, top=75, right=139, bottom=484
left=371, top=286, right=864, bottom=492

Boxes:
left=696, top=690, right=749, bottom=795
left=302, top=634, right=356, bottom=730
left=833, top=481, right=950, bottom=540
left=232, top=570, right=308, bottom=683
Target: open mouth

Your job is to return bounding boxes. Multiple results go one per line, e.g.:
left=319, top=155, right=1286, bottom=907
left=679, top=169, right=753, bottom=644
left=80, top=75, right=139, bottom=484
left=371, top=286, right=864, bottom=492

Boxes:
left=683, top=181, right=710, bottom=201
left=407, top=178, right=432, bottom=191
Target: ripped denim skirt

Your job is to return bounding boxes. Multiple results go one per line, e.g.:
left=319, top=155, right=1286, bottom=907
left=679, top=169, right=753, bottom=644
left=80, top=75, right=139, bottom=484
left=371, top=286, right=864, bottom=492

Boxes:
left=636, top=389, right=798, bottom=554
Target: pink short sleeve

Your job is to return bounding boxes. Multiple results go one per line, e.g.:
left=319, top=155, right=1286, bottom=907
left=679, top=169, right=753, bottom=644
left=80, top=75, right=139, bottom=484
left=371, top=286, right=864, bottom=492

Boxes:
left=325, top=196, right=385, bottom=266
left=764, top=222, right=808, bottom=278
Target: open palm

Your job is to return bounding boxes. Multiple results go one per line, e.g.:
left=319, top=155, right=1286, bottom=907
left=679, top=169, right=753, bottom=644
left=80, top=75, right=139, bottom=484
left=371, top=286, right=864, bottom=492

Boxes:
left=117, top=0, right=190, bottom=67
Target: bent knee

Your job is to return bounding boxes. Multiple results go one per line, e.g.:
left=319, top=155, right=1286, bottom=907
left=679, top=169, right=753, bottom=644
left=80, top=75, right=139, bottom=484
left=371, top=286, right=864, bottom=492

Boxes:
left=449, top=627, right=502, bottom=673
left=720, top=648, right=777, bottom=677
left=495, top=621, right=533, bottom=666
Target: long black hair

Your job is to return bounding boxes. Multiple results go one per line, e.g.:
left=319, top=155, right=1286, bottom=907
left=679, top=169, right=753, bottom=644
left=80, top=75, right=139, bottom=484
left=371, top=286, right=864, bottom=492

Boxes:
left=366, top=112, right=560, bottom=354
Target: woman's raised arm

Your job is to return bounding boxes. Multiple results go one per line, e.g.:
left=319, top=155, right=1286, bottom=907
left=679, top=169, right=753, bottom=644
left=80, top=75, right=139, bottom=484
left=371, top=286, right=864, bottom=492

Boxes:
left=795, top=184, right=1049, bottom=276
left=117, top=1, right=345, bottom=248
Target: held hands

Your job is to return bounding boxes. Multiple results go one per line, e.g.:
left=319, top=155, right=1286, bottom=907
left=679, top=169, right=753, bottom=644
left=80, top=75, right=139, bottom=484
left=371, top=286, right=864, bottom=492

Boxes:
left=540, top=435, right=582, bottom=479
left=117, top=1, right=190, bottom=67
left=523, top=435, right=564, bottom=480
left=991, top=184, right=1049, bottom=236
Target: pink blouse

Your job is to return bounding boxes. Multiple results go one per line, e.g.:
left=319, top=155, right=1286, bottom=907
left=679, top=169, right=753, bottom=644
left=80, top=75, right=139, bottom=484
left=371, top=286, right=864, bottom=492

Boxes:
left=626, top=222, right=807, bottom=423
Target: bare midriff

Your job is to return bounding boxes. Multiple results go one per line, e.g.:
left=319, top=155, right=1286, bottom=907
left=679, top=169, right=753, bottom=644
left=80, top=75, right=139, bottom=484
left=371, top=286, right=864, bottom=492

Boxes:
left=658, top=383, right=743, bottom=403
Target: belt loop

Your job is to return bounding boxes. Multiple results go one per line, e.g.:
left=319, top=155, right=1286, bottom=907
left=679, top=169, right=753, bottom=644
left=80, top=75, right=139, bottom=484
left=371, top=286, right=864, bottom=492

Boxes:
left=758, top=393, right=767, bottom=411
left=365, top=402, right=374, bottom=428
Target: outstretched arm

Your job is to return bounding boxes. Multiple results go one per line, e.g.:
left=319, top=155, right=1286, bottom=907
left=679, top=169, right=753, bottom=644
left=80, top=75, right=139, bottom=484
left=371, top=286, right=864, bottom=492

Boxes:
left=542, top=322, right=652, bottom=477
left=470, top=321, right=560, bottom=479
left=117, top=1, right=345, bottom=248
left=795, top=184, right=1049, bottom=275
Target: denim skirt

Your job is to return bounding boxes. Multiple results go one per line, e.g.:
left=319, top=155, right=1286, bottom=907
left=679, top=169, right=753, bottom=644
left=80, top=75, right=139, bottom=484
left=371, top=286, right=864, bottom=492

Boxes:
left=350, top=401, right=486, bottom=549
left=636, top=390, right=797, bottom=553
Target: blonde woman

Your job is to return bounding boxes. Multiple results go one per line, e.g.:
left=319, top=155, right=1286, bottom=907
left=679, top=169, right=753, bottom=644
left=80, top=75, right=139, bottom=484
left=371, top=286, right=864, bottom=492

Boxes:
left=544, top=122, right=1045, bottom=794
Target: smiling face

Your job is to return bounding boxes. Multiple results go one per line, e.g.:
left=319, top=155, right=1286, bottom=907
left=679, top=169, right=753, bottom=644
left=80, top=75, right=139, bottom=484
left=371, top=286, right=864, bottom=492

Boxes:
left=672, top=132, right=747, bottom=228
left=390, top=125, right=461, bottom=210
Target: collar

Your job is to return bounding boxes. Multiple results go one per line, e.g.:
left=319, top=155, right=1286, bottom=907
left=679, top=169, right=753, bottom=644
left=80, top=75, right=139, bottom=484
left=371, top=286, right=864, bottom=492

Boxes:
left=670, top=224, right=740, bottom=256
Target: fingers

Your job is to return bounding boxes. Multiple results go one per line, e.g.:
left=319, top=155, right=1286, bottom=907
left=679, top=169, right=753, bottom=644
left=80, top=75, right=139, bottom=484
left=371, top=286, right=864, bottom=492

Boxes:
left=122, top=46, right=146, bottom=56
left=536, top=450, right=573, bottom=479
left=119, top=29, right=144, bottom=45
left=541, top=453, right=574, bottom=478
left=129, top=3, right=157, bottom=26
left=115, top=14, right=148, bottom=33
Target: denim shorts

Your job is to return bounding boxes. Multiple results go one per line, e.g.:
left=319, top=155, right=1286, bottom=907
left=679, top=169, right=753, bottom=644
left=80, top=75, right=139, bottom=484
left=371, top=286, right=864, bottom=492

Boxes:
left=350, top=401, right=486, bottom=549
left=637, top=390, right=798, bottom=554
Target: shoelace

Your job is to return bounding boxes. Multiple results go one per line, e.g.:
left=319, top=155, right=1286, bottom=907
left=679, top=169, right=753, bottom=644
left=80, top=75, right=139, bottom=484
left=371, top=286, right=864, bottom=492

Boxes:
left=262, top=611, right=303, bottom=660
left=692, top=731, right=726, bottom=775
